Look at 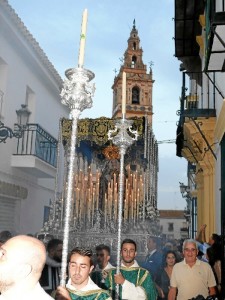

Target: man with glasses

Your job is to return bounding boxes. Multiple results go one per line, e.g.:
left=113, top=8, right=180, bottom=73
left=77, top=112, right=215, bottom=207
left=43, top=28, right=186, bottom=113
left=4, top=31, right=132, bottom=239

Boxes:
left=91, top=244, right=115, bottom=289
left=168, top=239, right=217, bottom=300
left=104, top=239, right=157, bottom=300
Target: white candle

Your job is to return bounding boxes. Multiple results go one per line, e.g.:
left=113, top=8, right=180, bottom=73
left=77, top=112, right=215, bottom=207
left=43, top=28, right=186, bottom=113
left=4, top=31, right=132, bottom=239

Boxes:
left=122, top=71, right=126, bottom=114
left=78, top=9, right=88, bottom=67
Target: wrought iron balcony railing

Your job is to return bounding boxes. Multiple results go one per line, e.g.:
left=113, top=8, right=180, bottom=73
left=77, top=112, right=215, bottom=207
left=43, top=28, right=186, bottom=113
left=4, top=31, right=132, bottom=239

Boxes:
left=176, top=72, right=217, bottom=158
left=178, top=71, right=217, bottom=119
left=14, top=124, right=58, bottom=168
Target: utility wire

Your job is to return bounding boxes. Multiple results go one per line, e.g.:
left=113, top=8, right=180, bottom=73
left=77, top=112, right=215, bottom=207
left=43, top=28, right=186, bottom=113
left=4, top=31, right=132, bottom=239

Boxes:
left=157, top=139, right=176, bottom=144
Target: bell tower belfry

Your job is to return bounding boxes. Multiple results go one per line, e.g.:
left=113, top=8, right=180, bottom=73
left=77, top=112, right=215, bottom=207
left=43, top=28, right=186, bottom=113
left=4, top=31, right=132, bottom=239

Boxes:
left=112, top=20, right=154, bottom=126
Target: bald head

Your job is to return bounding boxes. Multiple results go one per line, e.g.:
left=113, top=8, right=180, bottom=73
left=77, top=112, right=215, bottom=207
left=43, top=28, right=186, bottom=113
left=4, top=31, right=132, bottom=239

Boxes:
left=9, top=235, right=46, bottom=276
left=0, top=235, right=47, bottom=290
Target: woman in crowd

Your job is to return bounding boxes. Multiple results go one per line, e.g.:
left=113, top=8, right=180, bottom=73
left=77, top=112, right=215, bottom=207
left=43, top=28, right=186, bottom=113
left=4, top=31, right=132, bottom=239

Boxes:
left=206, top=244, right=222, bottom=298
left=155, top=250, right=178, bottom=299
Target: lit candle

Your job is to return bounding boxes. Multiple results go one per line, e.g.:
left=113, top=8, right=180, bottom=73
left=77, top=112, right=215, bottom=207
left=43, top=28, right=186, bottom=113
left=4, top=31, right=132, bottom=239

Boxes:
left=122, top=71, right=126, bottom=115
left=78, top=9, right=88, bottom=67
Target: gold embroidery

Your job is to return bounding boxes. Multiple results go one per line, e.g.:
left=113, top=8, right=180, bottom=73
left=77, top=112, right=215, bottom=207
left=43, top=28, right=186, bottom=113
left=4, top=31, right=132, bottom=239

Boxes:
left=61, top=117, right=144, bottom=147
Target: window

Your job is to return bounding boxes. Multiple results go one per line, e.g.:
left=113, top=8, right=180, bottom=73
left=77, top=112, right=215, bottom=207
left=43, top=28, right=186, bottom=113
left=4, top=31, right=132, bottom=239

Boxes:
left=133, top=42, right=136, bottom=50
left=131, top=55, right=137, bottom=68
left=132, top=87, right=140, bottom=104
left=43, top=206, right=50, bottom=224
left=168, top=222, right=174, bottom=232
left=25, top=86, right=35, bottom=122
left=0, top=57, right=8, bottom=120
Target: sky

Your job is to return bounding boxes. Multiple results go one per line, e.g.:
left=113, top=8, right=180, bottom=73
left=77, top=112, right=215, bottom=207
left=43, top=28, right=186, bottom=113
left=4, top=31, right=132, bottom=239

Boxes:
left=8, top=0, right=188, bottom=210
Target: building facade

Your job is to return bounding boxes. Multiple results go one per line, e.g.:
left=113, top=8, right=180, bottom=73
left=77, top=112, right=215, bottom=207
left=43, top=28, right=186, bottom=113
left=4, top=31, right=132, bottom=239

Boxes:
left=174, top=0, right=225, bottom=237
left=174, top=0, right=225, bottom=292
left=0, top=0, right=68, bottom=234
left=159, top=210, right=189, bottom=240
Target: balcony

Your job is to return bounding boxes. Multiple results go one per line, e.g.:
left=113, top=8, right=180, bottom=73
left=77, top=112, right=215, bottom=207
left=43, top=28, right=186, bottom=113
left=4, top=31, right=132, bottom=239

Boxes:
left=176, top=72, right=216, bottom=158
left=11, top=124, right=58, bottom=178
left=205, top=0, right=225, bottom=71
left=179, top=71, right=216, bottom=117
left=180, top=227, right=189, bottom=232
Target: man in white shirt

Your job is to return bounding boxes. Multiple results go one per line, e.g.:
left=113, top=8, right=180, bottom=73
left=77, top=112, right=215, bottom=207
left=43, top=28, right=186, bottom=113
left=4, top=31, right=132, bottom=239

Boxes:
left=0, top=235, right=53, bottom=300
left=55, top=247, right=111, bottom=300
left=168, top=239, right=216, bottom=300
left=105, top=239, right=157, bottom=300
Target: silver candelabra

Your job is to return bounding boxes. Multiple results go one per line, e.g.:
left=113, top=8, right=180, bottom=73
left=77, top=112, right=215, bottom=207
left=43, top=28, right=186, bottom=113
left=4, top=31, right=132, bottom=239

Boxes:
left=108, top=115, right=138, bottom=298
left=60, top=67, right=95, bottom=286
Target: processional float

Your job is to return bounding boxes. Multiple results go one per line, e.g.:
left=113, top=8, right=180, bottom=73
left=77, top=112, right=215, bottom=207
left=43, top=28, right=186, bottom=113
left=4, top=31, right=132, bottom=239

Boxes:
left=40, top=9, right=160, bottom=289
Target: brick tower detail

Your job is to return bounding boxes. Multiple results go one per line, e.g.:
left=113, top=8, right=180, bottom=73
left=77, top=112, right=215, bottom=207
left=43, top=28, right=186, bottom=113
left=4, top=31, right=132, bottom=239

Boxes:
left=112, top=20, right=154, bottom=126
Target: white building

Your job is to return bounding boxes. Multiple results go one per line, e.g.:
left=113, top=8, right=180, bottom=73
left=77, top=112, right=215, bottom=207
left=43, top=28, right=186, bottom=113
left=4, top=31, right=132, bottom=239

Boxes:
left=159, top=210, right=189, bottom=240
left=0, top=0, right=68, bottom=234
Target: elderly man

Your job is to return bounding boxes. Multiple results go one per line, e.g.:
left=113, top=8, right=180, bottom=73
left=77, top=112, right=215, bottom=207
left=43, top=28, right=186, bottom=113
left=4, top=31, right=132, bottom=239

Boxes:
left=0, top=235, right=53, bottom=300
left=168, top=238, right=217, bottom=300
left=56, top=247, right=111, bottom=300
left=104, top=239, right=157, bottom=300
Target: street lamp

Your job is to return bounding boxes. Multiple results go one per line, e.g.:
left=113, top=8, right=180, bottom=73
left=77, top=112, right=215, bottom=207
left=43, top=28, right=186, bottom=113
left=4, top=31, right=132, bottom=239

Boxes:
left=0, top=104, right=30, bottom=143
left=179, top=182, right=195, bottom=238
left=16, top=104, right=31, bottom=128
left=179, top=182, right=190, bottom=198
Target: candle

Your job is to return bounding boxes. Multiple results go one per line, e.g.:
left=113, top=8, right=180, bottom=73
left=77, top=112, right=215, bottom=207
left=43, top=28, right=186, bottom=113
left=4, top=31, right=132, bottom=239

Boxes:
left=78, top=9, right=88, bottom=67
left=122, top=71, right=126, bottom=114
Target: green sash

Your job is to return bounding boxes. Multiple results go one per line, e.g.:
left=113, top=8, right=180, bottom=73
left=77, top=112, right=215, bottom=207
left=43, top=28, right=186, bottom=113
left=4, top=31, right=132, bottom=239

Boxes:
left=68, top=288, right=110, bottom=300
left=104, top=267, right=157, bottom=300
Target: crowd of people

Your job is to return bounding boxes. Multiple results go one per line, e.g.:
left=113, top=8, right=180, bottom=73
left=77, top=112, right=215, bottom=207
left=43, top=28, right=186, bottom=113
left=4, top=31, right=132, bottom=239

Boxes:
left=0, top=226, right=222, bottom=300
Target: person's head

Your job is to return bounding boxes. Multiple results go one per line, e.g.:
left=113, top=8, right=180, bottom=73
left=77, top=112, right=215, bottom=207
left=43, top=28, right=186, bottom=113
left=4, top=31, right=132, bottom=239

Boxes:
left=206, top=244, right=222, bottom=267
left=147, top=236, right=161, bottom=252
left=121, top=239, right=137, bottom=267
left=69, top=247, right=94, bottom=290
left=0, top=235, right=46, bottom=293
left=47, top=238, right=63, bottom=262
left=164, top=242, right=173, bottom=251
left=209, top=233, right=221, bottom=246
left=95, top=244, right=111, bottom=269
left=164, top=250, right=177, bottom=267
left=182, top=239, right=198, bottom=266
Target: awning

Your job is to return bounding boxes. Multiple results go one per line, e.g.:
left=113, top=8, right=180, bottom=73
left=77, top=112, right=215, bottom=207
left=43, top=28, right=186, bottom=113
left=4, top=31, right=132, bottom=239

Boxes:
left=174, top=0, right=205, bottom=73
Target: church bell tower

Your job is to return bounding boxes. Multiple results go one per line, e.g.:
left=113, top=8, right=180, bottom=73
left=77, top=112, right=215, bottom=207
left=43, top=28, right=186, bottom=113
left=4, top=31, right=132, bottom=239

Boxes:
left=112, top=20, right=154, bottom=126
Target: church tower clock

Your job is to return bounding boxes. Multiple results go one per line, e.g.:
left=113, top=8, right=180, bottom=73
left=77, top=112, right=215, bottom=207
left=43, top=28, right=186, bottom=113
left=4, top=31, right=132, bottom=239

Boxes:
left=112, top=20, right=154, bottom=126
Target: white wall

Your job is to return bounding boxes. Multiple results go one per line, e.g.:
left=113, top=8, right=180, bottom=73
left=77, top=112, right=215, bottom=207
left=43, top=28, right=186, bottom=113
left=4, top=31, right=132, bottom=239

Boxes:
left=159, top=217, right=188, bottom=240
left=0, top=1, right=69, bottom=234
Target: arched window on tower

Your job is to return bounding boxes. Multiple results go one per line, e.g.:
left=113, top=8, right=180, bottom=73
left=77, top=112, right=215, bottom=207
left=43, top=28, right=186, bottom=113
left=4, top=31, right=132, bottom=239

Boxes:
left=132, top=86, right=140, bottom=104
left=131, top=56, right=137, bottom=68
left=132, top=42, right=136, bottom=50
